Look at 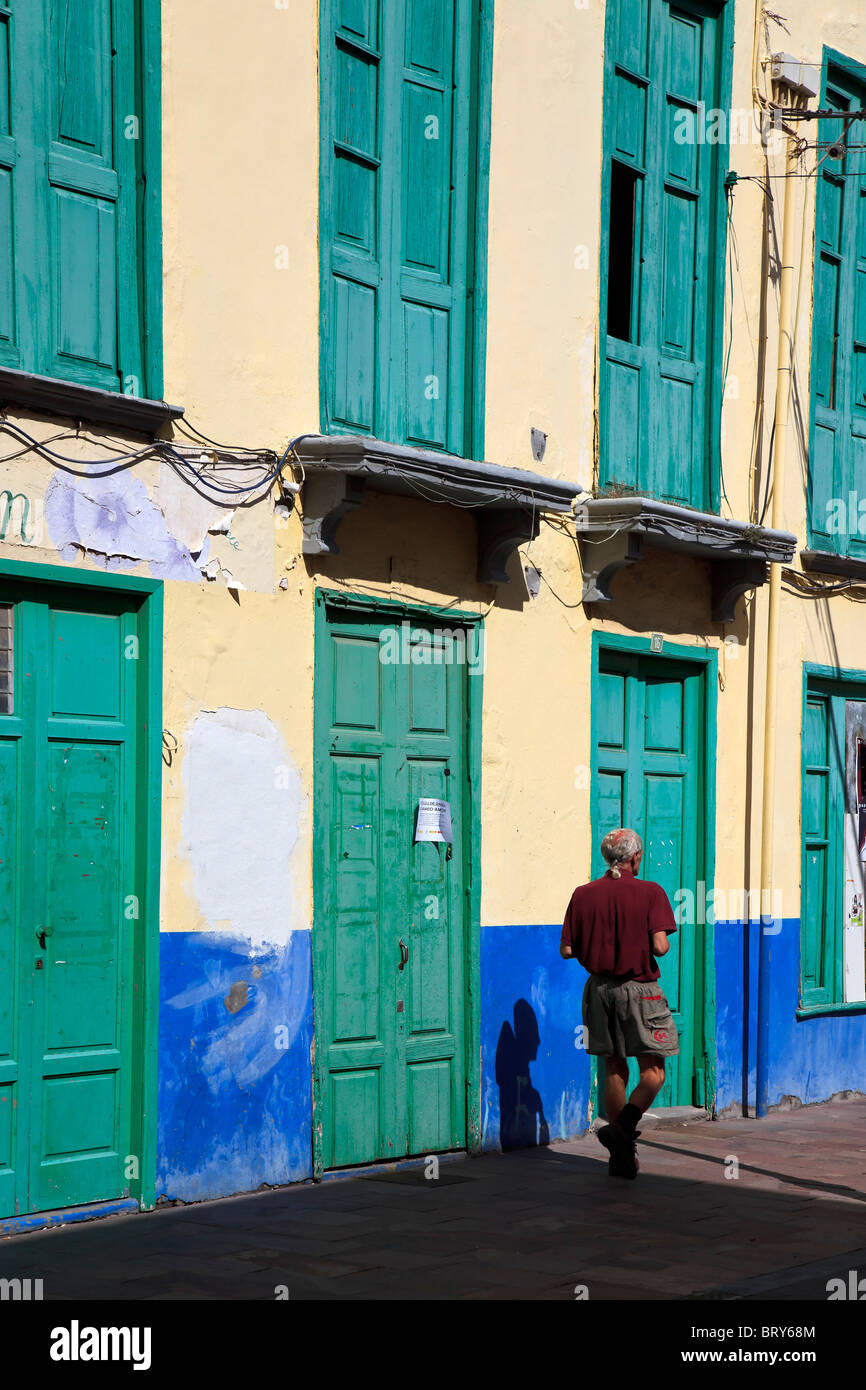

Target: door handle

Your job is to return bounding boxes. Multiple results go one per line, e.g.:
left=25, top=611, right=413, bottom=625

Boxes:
left=398, top=938, right=409, bottom=971
left=36, top=926, right=54, bottom=949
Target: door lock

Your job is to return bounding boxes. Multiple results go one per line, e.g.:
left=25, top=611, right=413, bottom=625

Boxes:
left=36, top=926, right=54, bottom=949
left=398, top=938, right=409, bottom=971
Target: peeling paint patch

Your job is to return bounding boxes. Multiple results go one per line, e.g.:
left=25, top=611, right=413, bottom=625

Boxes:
left=224, top=980, right=248, bottom=1013
left=44, top=469, right=202, bottom=580
left=181, top=707, right=306, bottom=947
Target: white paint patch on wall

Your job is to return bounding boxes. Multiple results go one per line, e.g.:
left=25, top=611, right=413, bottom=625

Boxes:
left=180, top=707, right=307, bottom=946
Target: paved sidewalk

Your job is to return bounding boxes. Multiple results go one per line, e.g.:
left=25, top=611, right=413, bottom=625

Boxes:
left=1, top=1098, right=864, bottom=1300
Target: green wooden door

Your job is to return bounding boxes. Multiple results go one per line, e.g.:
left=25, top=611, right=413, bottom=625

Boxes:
left=314, top=605, right=470, bottom=1170
left=319, top=0, right=481, bottom=456
left=0, top=583, right=141, bottom=1217
left=592, top=650, right=705, bottom=1108
left=601, top=0, right=724, bottom=508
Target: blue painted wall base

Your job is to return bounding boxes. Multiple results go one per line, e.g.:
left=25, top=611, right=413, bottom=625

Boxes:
left=480, top=923, right=593, bottom=1152
left=157, top=930, right=313, bottom=1201
left=150, top=918, right=866, bottom=1202
left=715, top=918, right=866, bottom=1115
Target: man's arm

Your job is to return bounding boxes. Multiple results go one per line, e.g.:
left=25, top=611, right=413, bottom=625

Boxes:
left=560, top=896, right=574, bottom=959
left=649, top=882, right=677, bottom=959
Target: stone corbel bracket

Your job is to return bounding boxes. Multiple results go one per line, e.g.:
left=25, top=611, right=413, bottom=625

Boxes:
left=579, top=529, right=645, bottom=604
left=476, top=507, right=541, bottom=584
left=577, top=496, right=796, bottom=621
left=300, top=472, right=366, bottom=556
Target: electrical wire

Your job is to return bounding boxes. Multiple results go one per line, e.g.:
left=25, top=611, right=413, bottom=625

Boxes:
left=0, top=412, right=313, bottom=506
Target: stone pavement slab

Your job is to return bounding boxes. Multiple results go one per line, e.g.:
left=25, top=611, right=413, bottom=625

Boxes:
left=0, top=1097, right=864, bottom=1300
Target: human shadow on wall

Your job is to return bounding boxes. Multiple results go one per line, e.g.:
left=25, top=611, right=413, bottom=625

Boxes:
left=495, top=999, right=550, bottom=1150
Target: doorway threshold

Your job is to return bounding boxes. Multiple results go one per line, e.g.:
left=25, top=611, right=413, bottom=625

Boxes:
left=638, top=1106, right=709, bottom=1130
left=0, top=1197, right=138, bottom=1238
left=320, top=1149, right=468, bottom=1184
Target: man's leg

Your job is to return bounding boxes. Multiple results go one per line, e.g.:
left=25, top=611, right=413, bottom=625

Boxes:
left=619, top=1053, right=666, bottom=1129
left=597, top=1054, right=666, bottom=1180
left=602, top=1055, right=629, bottom=1123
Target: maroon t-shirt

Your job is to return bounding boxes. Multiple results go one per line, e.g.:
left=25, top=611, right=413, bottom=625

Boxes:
left=560, top=869, right=677, bottom=982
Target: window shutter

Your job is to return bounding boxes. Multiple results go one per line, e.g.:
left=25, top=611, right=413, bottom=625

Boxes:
left=801, top=692, right=840, bottom=1008
left=809, top=70, right=866, bottom=559
left=602, top=0, right=722, bottom=510
left=322, top=0, right=382, bottom=435
left=0, top=6, right=17, bottom=364
left=649, top=3, right=715, bottom=506
left=43, top=0, right=128, bottom=390
left=810, top=88, right=853, bottom=555
left=849, top=131, right=866, bottom=542
left=321, top=0, right=479, bottom=457
left=392, top=0, right=467, bottom=454
left=0, top=0, right=147, bottom=395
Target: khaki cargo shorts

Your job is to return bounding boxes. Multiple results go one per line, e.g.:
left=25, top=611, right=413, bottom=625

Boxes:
left=582, top=974, right=680, bottom=1057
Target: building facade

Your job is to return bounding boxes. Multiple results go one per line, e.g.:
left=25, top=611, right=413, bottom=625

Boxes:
left=0, top=0, right=864, bottom=1224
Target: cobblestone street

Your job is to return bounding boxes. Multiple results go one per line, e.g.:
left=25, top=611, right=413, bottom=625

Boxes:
left=1, top=1098, right=863, bottom=1301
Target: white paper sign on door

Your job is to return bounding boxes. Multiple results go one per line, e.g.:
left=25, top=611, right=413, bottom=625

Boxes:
left=414, top=797, right=453, bottom=843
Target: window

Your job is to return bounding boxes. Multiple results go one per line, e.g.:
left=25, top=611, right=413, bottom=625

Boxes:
left=802, top=675, right=866, bottom=1009
left=807, top=57, right=866, bottom=559
left=599, top=0, right=728, bottom=509
left=0, top=605, right=12, bottom=715
left=0, top=0, right=160, bottom=397
left=319, top=0, right=489, bottom=459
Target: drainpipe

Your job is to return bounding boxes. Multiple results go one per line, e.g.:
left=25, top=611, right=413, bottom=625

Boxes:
left=756, top=113, right=799, bottom=1117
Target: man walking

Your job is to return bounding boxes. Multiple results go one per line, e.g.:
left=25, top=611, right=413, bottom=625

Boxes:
left=560, top=828, right=679, bottom=1179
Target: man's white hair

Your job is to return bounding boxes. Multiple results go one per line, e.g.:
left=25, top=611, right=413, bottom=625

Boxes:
left=601, top=827, right=643, bottom=878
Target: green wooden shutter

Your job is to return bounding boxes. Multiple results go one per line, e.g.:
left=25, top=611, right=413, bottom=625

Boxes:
left=0, top=0, right=37, bottom=372
left=801, top=690, right=842, bottom=1007
left=320, top=0, right=382, bottom=436
left=601, top=0, right=724, bottom=509
left=0, top=6, right=16, bottom=364
left=808, top=67, right=866, bottom=558
left=0, top=0, right=148, bottom=394
left=321, top=0, right=482, bottom=457
left=44, top=0, right=136, bottom=391
left=599, top=0, right=650, bottom=494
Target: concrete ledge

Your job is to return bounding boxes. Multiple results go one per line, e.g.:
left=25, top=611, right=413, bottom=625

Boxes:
left=0, top=366, right=184, bottom=435
left=800, top=548, right=866, bottom=581
left=578, top=495, right=797, bottom=619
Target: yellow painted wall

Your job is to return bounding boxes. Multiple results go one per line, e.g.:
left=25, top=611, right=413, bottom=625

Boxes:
left=1, top=0, right=865, bottom=945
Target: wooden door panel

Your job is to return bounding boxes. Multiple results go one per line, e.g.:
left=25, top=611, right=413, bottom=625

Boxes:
left=28, top=595, right=136, bottom=1212
left=317, top=608, right=468, bottom=1169
left=0, top=733, right=21, bottom=1213
left=0, top=586, right=141, bottom=1218
left=594, top=651, right=704, bottom=1111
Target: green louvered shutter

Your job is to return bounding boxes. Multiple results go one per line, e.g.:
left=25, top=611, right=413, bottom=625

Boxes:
left=0, top=0, right=33, bottom=370
left=808, top=70, right=866, bottom=558
left=0, top=6, right=15, bottom=363
left=601, top=0, right=723, bottom=509
left=320, top=1, right=381, bottom=436
left=321, top=0, right=479, bottom=457
left=44, top=0, right=141, bottom=392
left=801, top=690, right=844, bottom=1008
left=0, top=0, right=145, bottom=393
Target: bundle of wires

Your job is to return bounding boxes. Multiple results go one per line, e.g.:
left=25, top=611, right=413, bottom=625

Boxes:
left=0, top=413, right=311, bottom=508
